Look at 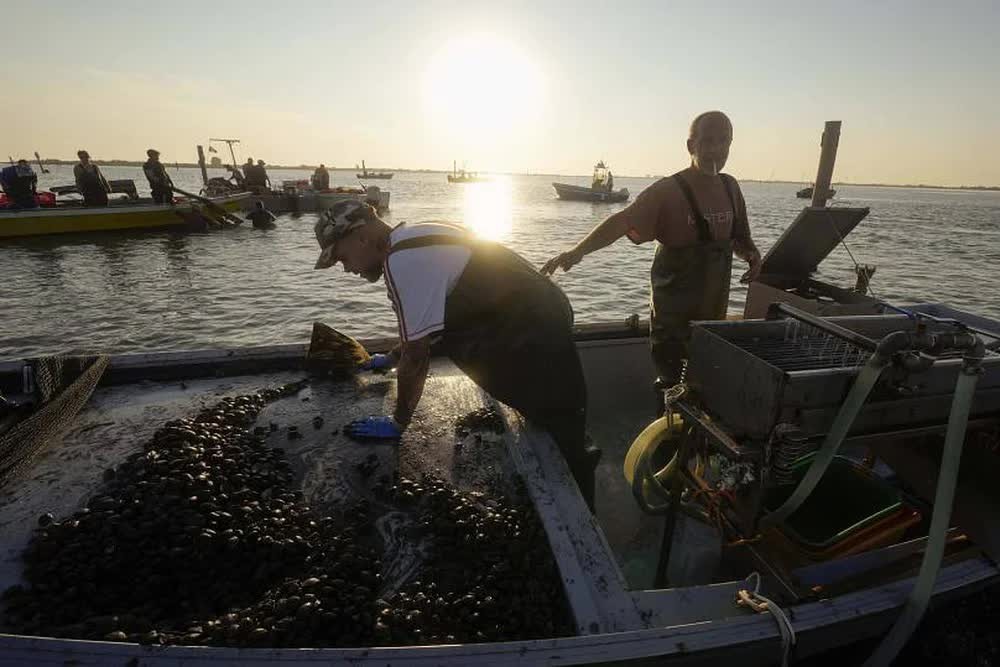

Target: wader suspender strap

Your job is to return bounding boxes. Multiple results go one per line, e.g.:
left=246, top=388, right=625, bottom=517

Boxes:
left=672, top=173, right=713, bottom=243
left=387, top=234, right=475, bottom=255
left=673, top=173, right=742, bottom=242
left=719, top=173, right=741, bottom=240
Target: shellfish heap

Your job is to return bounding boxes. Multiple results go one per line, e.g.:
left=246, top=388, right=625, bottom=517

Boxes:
left=2, top=385, right=573, bottom=647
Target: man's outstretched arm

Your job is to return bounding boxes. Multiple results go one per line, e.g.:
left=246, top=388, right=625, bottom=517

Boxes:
left=392, top=337, right=432, bottom=428
left=540, top=211, right=632, bottom=275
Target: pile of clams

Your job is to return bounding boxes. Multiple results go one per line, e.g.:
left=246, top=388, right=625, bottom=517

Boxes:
left=3, top=384, right=572, bottom=647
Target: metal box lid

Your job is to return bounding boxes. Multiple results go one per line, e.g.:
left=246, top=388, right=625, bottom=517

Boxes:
left=760, top=206, right=870, bottom=278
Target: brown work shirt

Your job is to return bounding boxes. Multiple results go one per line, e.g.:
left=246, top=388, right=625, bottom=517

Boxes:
left=621, top=170, right=751, bottom=248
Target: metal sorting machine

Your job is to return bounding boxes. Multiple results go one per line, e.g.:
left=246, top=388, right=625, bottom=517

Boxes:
left=660, top=300, right=1000, bottom=602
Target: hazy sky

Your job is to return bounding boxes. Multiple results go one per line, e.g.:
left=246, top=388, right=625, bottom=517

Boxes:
left=2, top=0, right=997, bottom=186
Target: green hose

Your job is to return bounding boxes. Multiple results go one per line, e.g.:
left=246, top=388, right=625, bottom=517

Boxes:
left=862, top=367, right=980, bottom=666
left=760, top=356, right=888, bottom=530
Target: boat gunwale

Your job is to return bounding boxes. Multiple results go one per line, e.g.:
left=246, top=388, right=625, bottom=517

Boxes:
left=0, top=320, right=650, bottom=390
left=0, top=556, right=994, bottom=664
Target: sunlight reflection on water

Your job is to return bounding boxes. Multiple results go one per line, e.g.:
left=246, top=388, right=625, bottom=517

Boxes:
left=462, top=178, right=512, bottom=241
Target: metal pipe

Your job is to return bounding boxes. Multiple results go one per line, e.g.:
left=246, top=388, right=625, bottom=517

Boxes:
left=196, top=145, right=208, bottom=186
left=766, top=303, right=878, bottom=351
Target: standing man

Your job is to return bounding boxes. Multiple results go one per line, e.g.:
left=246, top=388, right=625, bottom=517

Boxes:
left=143, top=149, right=174, bottom=204
left=244, top=157, right=257, bottom=184
left=0, top=160, right=38, bottom=209
left=314, top=201, right=598, bottom=509
left=73, top=150, right=111, bottom=207
left=227, top=164, right=247, bottom=190
left=542, top=111, right=762, bottom=385
left=256, top=159, right=271, bottom=191
left=312, top=164, right=330, bottom=191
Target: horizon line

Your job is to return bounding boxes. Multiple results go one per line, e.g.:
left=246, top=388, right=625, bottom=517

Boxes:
left=13, top=158, right=1000, bottom=191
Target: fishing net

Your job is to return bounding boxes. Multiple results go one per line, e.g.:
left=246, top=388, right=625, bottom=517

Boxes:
left=0, top=355, right=108, bottom=488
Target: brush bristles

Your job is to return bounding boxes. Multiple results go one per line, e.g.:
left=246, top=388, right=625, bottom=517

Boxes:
left=306, top=322, right=371, bottom=373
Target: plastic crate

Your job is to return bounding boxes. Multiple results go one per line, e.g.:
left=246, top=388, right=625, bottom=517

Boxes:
left=764, top=455, right=904, bottom=551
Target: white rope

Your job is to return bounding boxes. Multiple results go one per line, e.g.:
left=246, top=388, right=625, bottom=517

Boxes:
left=736, top=572, right=796, bottom=667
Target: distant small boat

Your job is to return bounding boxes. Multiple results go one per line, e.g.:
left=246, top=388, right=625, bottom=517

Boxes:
left=553, top=161, right=630, bottom=203
left=356, top=161, right=393, bottom=180
left=552, top=183, right=629, bottom=203
left=448, top=161, right=490, bottom=183
left=797, top=185, right=836, bottom=199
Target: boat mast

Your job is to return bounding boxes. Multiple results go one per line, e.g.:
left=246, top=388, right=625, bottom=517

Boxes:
left=209, top=138, right=241, bottom=170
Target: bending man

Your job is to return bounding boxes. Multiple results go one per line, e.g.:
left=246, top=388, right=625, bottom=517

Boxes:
left=313, top=201, right=596, bottom=509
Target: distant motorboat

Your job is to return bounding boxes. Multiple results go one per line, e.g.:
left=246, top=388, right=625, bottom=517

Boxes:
left=553, top=161, right=630, bottom=203
left=356, top=161, right=393, bottom=180
left=552, top=182, right=630, bottom=203
left=797, top=185, right=836, bottom=199
left=448, top=160, right=490, bottom=183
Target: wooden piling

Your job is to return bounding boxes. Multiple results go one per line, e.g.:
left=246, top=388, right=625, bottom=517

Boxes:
left=196, top=145, right=208, bottom=186
left=811, top=121, right=841, bottom=208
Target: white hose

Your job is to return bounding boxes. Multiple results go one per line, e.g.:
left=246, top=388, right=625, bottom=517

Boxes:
left=862, top=368, right=980, bottom=666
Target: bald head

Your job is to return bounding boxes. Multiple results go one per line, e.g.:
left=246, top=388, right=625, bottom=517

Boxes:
left=687, top=111, right=733, bottom=175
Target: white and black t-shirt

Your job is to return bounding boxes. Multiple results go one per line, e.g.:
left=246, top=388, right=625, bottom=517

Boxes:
left=383, top=223, right=472, bottom=343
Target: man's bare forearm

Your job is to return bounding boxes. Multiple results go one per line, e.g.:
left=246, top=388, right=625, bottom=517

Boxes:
left=392, top=338, right=431, bottom=427
left=573, top=211, right=629, bottom=256
left=734, top=236, right=760, bottom=263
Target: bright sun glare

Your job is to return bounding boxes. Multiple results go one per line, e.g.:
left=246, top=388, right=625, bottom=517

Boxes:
left=462, top=178, right=513, bottom=241
left=424, top=36, right=543, bottom=142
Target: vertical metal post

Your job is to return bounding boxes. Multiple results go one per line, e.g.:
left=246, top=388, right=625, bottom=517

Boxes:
left=811, top=121, right=841, bottom=207
left=654, top=429, right=692, bottom=588
left=196, top=145, right=208, bottom=186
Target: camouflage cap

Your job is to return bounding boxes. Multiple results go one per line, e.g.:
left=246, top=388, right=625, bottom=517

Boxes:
left=314, top=200, right=369, bottom=270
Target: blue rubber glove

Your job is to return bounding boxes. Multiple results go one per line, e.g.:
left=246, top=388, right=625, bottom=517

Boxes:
left=345, top=416, right=402, bottom=441
left=360, top=353, right=396, bottom=371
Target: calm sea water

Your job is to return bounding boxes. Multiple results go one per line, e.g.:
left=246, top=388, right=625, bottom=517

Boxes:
left=2, top=165, right=999, bottom=362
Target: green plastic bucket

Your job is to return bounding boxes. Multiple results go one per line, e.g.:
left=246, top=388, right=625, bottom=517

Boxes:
left=764, top=455, right=903, bottom=551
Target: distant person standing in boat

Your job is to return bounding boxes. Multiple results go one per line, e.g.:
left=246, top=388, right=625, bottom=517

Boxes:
left=0, top=160, right=38, bottom=209
left=312, top=164, right=330, bottom=191
left=227, top=165, right=247, bottom=190
left=257, top=160, right=271, bottom=191
left=312, top=201, right=599, bottom=510
left=73, top=150, right=111, bottom=207
left=244, top=157, right=268, bottom=194
left=244, top=157, right=257, bottom=187
left=246, top=200, right=276, bottom=229
left=542, top=110, right=762, bottom=386
left=143, top=149, right=173, bottom=204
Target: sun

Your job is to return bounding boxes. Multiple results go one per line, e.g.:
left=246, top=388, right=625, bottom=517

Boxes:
left=423, top=36, right=543, bottom=142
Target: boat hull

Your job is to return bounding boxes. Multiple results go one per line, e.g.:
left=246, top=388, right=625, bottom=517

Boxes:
left=356, top=173, right=393, bottom=180
left=254, top=189, right=390, bottom=214
left=0, top=194, right=251, bottom=239
left=0, top=323, right=996, bottom=664
left=553, top=182, right=630, bottom=203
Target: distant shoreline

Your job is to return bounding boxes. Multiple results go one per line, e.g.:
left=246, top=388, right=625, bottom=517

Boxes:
left=18, top=159, right=999, bottom=191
